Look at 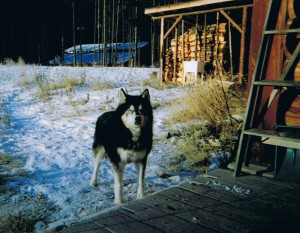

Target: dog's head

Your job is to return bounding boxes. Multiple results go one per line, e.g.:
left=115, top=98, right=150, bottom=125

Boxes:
left=118, top=89, right=153, bottom=138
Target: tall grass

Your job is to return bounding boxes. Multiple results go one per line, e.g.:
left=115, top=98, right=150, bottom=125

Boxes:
left=1, top=57, right=26, bottom=66
left=168, top=81, right=246, bottom=171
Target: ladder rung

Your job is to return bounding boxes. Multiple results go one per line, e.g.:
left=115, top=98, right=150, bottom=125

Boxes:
left=244, top=129, right=300, bottom=149
left=253, top=80, right=300, bottom=87
left=265, top=28, right=300, bottom=35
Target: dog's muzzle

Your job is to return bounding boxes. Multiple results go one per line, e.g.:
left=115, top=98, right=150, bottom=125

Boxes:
left=135, top=116, right=142, bottom=125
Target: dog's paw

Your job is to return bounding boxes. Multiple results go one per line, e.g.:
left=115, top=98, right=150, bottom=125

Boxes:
left=137, top=192, right=145, bottom=199
left=90, top=180, right=98, bottom=187
left=114, top=199, right=124, bottom=205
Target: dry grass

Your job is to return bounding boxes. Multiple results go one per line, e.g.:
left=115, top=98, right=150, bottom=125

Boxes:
left=33, top=71, right=86, bottom=102
left=92, top=80, right=114, bottom=91
left=168, top=81, right=246, bottom=171
left=0, top=213, right=35, bottom=233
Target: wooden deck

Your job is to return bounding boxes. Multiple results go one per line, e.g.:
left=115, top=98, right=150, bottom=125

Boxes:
left=60, top=169, right=300, bottom=233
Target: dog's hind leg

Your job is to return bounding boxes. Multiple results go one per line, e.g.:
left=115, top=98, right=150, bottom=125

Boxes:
left=135, top=160, right=146, bottom=199
left=112, top=163, right=125, bottom=204
left=90, top=146, right=105, bottom=186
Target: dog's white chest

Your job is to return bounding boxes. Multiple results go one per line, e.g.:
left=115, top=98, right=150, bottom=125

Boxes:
left=117, top=148, right=146, bottom=163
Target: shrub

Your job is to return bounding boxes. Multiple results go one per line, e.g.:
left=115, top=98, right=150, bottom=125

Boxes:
left=17, top=57, right=26, bottom=66
left=0, top=213, right=35, bottom=233
left=168, top=81, right=246, bottom=171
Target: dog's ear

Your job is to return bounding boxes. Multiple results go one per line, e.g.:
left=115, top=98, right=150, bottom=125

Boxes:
left=119, top=88, right=127, bottom=104
left=141, top=89, right=150, bottom=100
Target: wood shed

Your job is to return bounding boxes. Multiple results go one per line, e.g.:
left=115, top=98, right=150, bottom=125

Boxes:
left=145, top=0, right=253, bottom=85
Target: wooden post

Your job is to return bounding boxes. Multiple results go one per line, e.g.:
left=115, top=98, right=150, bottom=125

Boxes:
left=238, top=7, right=247, bottom=85
left=174, top=26, right=178, bottom=81
left=228, top=12, right=233, bottom=78
left=215, top=12, right=219, bottom=77
left=204, top=14, right=207, bottom=62
left=72, top=0, right=76, bottom=67
left=181, top=19, right=185, bottom=81
left=195, top=15, right=198, bottom=60
left=160, top=18, right=164, bottom=86
left=151, top=20, right=155, bottom=67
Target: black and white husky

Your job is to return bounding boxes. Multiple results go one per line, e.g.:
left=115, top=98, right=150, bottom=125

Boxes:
left=90, top=89, right=153, bottom=204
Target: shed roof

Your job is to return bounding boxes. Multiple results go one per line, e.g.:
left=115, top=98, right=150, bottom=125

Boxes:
left=145, top=0, right=253, bottom=19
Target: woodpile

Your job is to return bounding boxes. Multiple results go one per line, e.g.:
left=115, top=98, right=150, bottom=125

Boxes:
left=164, top=23, right=227, bottom=83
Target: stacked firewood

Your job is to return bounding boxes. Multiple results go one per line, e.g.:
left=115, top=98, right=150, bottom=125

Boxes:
left=164, top=23, right=227, bottom=83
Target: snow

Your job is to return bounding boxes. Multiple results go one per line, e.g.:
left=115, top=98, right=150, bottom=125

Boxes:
left=0, top=65, right=198, bottom=231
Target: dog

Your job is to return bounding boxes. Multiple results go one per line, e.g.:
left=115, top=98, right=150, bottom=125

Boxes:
left=90, top=88, right=153, bottom=204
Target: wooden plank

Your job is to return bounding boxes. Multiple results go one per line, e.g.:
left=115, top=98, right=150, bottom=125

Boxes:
left=61, top=221, right=109, bottom=233
left=176, top=208, right=251, bottom=233
left=265, top=28, right=300, bottom=34
left=160, top=18, right=164, bottom=84
left=192, top=175, right=300, bottom=214
left=228, top=162, right=272, bottom=176
left=92, top=211, right=137, bottom=228
left=238, top=7, right=247, bottom=85
left=244, top=129, right=300, bottom=149
left=219, top=10, right=242, bottom=33
left=137, top=193, right=174, bottom=206
left=180, top=181, right=287, bottom=215
left=145, top=0, right=235, bottom=15
left=143, top=215, right=216, bottom=233
left=180, top=182, right=246, bottom=203
left=209, top=169, right=300, bottom=206
left=254, top=80, right=300, bottom=87
left=163, top=16, right=182, bottom=40
left=152, top=200, right=197, bottom=214
left=187, top=176, right=288, bottom=210
left=119, top=203, right=167, bottom=221
left=158, top=187, right=198, bottom=200
left=106, top=220, right=164, bottom=233
left=210, top=169, right=300, bottom=191
left=170, top=191, right=224, bottom=209
left=161, top=184, right=271, bottom=225
left=205, top=202, right=270, bottom=224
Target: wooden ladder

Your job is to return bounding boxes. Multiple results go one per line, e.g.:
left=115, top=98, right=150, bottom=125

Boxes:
left=234, top=0, right=300, bottom=177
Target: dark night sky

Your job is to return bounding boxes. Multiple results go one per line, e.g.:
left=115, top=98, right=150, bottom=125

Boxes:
left=0, top=0, right=156, bottom=64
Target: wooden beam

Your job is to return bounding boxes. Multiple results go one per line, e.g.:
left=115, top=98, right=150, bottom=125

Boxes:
left=173, top=27, right=178, bottom=81
left=163, top=16, right=182, bottom=40
left=145, top=0, right=235, bottom=15
left=181, top=19, right=185, bottom=82
left=160, top=18, right=164, bottom=85
left=204, top=14, right=207, bottom=61
left=228, top=17, right=233, bottom=78
left=148, top=4, right=253, bottom=20
left=220, top=9, right=242, bottom=33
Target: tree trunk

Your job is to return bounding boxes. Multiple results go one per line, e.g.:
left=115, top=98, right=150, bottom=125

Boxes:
left=72, top=0, right=76, bottom=66
left=103, top=0, right=107, bottom=66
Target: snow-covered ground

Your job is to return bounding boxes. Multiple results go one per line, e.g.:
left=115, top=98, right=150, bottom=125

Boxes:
left=0, top=65, right=198, bottom=231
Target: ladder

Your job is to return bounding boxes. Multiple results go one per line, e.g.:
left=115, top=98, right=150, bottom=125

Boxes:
left=234, top=0, right=300, bottom=177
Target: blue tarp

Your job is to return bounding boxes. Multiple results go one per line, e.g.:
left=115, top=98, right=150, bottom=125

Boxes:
left=64, top=42, right=148, bottom=53
left=48, top=42, right=149, bottom=65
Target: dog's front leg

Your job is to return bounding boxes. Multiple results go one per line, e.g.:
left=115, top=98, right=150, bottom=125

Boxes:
left=135, top=161, right=146, bottom=199
left=112, top=163, right=125, bottom=204
left=90, top=146, right=105, bottom=186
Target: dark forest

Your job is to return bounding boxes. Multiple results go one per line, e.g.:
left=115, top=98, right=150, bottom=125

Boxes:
left=0, top=0, right=190, bottom=65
